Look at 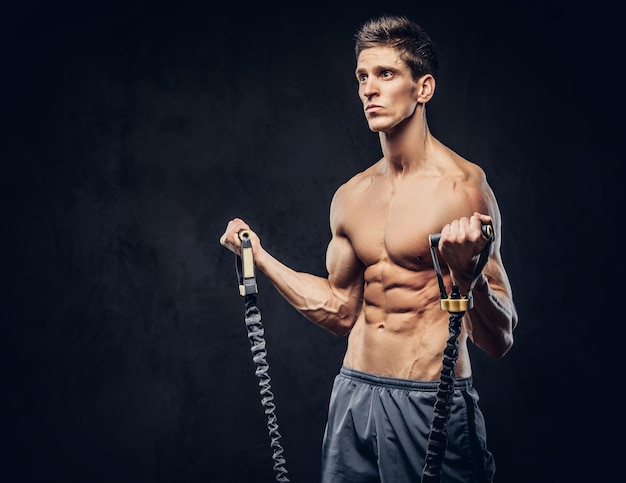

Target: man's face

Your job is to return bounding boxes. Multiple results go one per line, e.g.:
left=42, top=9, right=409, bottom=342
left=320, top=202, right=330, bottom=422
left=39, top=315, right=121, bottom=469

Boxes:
left=355, top=46, right=420, bottom=133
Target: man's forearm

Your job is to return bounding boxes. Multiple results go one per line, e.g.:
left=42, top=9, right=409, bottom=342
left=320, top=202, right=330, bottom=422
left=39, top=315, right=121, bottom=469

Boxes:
left=255, top=249, right=360, bottom=336
left=460, top=275, right=517, bottom=358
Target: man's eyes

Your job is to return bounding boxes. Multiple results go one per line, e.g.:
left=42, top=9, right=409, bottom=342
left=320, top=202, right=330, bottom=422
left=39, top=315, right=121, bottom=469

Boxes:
left=357, top=71, right=393, bottom=82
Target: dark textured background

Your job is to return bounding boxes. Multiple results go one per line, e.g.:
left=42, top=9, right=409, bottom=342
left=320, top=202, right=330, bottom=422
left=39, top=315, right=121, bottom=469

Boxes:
left=2, top=1, right=621, bottom=482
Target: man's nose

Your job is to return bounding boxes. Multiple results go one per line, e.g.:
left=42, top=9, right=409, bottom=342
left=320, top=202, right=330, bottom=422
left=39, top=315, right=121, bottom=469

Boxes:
left=361, top=78, right=378, bottom=98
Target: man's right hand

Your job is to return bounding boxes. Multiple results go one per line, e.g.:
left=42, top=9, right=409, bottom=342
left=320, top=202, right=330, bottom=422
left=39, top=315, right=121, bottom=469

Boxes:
left=219, top=218, right=259, bottom=256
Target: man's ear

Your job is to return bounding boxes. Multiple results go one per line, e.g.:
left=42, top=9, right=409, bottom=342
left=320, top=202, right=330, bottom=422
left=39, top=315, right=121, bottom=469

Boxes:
left=417, top=74, right=436, bottom=103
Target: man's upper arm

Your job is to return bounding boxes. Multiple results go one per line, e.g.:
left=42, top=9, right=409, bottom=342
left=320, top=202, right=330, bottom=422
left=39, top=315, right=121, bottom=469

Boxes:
left=326, top=185, right=365, bottom=307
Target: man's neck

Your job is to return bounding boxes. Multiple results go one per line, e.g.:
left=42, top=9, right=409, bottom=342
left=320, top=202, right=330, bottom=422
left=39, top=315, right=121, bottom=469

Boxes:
left=379, top=107, right=434, bottom=175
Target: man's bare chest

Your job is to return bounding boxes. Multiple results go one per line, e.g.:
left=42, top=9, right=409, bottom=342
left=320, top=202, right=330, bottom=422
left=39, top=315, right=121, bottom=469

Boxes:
left=344, top=186, right=447, bottom=269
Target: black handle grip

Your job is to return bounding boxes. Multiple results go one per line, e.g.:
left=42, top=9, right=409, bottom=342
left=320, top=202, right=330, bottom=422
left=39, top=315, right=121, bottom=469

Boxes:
left=429, top=224, right=492, bottom=248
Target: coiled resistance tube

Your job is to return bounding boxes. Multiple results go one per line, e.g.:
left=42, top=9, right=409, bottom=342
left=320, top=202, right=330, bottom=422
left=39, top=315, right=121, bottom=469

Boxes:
left=236, top=230, right=290, bottom=483
left=422, top=226, right=493, bottom=483
left=421, top=305, right=464, bottom=483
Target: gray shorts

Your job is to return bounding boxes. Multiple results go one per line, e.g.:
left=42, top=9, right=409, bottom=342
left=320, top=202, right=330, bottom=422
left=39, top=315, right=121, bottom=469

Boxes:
left=320, top=367, right=495, bottom=483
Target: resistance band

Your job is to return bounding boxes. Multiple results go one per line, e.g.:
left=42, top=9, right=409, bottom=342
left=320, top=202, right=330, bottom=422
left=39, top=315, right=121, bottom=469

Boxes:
left=421, top=225, right=494, bottom=483
left=233, top=226, right=491, bottom=482
left=236, top=230, right=290, bottom=483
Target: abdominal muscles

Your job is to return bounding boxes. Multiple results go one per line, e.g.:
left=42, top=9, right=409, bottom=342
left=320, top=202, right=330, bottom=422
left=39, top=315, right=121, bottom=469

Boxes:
left=343, top=260, right=472, bottom=380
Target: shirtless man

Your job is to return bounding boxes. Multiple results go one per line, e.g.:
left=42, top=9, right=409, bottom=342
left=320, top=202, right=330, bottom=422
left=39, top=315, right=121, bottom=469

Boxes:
left=220, top=15, right=517, bottom=483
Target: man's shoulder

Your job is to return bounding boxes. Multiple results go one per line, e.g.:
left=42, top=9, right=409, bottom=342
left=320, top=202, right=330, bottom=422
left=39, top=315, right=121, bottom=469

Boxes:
left=336, top=161, right=381, bottom=193
left=438, top=144, right=484, bottom=177
left=329, top=163, right=381, bottom=220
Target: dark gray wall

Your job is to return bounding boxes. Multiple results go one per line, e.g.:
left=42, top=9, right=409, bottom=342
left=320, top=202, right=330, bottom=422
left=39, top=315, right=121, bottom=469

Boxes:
left=2, top=1, right=620, bottom=482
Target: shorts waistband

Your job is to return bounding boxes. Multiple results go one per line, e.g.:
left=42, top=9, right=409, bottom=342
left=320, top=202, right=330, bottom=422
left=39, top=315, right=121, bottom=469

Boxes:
left=339, top=366, right=473, bottom=392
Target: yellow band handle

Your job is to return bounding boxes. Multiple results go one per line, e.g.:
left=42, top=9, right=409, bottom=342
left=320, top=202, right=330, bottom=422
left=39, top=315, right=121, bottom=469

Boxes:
left=440, top=297, right=472, bottom=312
left=238, top=230, right=257, bottom=296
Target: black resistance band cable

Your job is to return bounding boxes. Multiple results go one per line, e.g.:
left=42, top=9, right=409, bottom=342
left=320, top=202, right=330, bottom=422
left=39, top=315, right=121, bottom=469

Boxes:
left=235, top=230, right=290, bottom=483
left=422, top=225, right=494, bottom=483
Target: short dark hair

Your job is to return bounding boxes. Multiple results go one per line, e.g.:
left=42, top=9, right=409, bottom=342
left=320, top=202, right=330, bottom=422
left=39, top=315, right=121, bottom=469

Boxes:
left=354, top=15, right=439, bottom=80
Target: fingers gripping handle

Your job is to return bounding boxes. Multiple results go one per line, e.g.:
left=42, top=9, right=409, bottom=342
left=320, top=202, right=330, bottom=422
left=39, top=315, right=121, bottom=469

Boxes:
left=428, top=224, right=494, bottom=312
left=429, top=224, right=493, bottom=248
left=238, top=230, right=258, bottom=296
